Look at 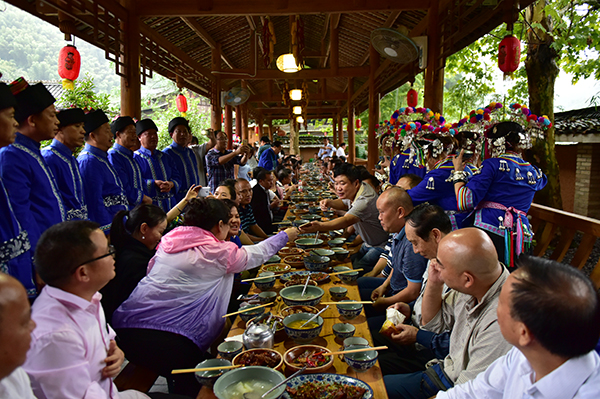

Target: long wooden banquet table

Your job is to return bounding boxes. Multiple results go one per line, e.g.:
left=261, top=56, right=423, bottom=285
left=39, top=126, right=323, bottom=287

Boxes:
left=199, top=205, right=390, bottom=399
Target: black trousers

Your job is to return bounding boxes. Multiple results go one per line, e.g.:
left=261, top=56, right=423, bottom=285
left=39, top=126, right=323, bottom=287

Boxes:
left=116, top=328, right=209, bottom=398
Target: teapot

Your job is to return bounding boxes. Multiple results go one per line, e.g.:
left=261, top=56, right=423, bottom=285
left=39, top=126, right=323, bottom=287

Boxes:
left=243, top=316, right=274, bottom=349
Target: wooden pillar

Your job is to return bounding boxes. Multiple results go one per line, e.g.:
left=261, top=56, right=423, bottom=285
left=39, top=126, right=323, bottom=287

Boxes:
left=423, top=1, right=444, bottom=113
left=119, top=1, right=141, bottom=118
left=241, top=81, right=249, bottom=143
left=225, top=104, right=233, bottom=149
left=235, top=105, right=242, bottom=146
left=330, top=20, right=339, bottom=75
left=267, top=119, right=273, bottom=141
left=332, top=115, right=338, bottom=147
left=347, top=78, right=355, bottom=164
left=211, top=44, right=222, bottom=131
left=367, top=44, right=380, bottom=173
left=290, top=120, right=299, bottom=155
left=337, top=114, right=343, bottom=148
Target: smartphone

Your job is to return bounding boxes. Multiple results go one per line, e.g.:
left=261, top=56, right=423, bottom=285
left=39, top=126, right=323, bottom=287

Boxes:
left=198, top=187, right=211, bottom=197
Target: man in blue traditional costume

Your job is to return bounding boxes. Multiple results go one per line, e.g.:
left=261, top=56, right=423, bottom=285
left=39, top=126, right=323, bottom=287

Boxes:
left=257, top=140, right=282, bottom=171
left=134, top=118, right=182, bottom=211
left=162, top=117, right=200, bottom=202
left=0, top=82, right=38, bottom=297
left=78, top=109, right=128, bottom=233
left=108, top=116, right=152, bottom=207
left=0, top=78, right=66, bottom=298
left=389, top=141, right=427, bottom=185
left=41, top=108, right=88, bottom=220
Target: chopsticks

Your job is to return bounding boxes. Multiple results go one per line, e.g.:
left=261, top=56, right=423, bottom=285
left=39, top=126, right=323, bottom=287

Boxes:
left=326, top=346, right=388, bottom=356
left=321, top=301, right=374, bottom=305
left=222, top=303, right=271, bottom=318
left=329, top=268, right=363, bottom=276
left=171, top=364, right=241, bottom=374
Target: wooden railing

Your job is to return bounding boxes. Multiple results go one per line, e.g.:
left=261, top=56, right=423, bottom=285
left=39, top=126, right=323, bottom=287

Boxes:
left=528, top=203, right=600, bottom=287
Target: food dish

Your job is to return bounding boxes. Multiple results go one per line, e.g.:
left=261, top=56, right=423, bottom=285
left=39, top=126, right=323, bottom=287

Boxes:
left=279, top=305, right=319, bottom=318
left=279, top=285, right=324, bottom=307
left=283, top=345, right=334, bottom=373
left=283, top=255, right=305, bottom=268
left=278, top=247, right=304, bottom=258
left=261, top=263, right=291, bottom=273
left=232, top=348, right=283, bottom=369
left=282, top=313, right=324, bottom=343
left=213, top=366, right=286, bottom=399
left=283, top=373, right=373, bottom=399
left=281, top=271, right=329, bottom=285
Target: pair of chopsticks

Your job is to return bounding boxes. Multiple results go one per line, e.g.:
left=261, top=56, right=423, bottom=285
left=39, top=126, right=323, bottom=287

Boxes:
left=321, top=301, right=374, bottom=305
left=222, top=303, right=271, bottom=318
left=241, top=271, right=293, bottom=282
left=329, top=268, right=363, bottom=276
left=172, top=364, right=241, bottom=374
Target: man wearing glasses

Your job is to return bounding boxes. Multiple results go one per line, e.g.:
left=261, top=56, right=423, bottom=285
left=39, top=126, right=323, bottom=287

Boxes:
left=206, top=131, right=249, bottom=194
left=23, top=220, right=151, bottom=399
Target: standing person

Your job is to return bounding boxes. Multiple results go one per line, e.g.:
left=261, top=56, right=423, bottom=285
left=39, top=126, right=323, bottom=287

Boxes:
left=258, top=140, right=282, bottom=171
left=188, top=129, right=216, bottom=188
left=237, top=146, right=256, bottom=181
left=452, top=121, right=547, bottom=269
left=42, top=108, right=88, bottom=220
left=24, top=221, right=151, bottom=399
left=437, top=256, right=600, bottom=399
left=250, top=167, right=279, bottom=235
left=384, top=228, right=512, bottom=399
left=0, top=273, right=37, bottom=398
left=0, top=82, right=36, bottom=297
left=206, top=131, right=249, bottom=194
left=317, top=137, right=335, bottom=160
left=389, top=143, right=427, bottom=185
left=78, top=110, right=128, bottom=233
left=301, top=163, right=389, bottom=273
left=336, top=142, right=347, bottom=158
left=163, top=117, right=201, bottom=202
left=108, top=116, right=152, bottom=208
left=112, top=199, right=299, bottom=396
left=134, top=119, right=182, bottom=212
left=256, top=136, right=271, bottom=160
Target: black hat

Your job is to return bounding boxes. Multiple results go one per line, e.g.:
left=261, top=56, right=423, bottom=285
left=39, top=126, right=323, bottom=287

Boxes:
left=57, top=108, right=85, bottom=128
left=136, top=119, right=158, bottom=136
left=485, top=121, right=524, bottom=139
left=10, top=78, right=56, bottom=124
left=0, top=82, right=17, bottom=110
left=168, top=117, right=190, bottom=134
left=84, top=109, right=109, bottom=135
left=111, top=116, right=135, bottom=137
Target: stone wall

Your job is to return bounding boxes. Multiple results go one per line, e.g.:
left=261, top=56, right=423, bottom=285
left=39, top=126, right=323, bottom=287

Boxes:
left=574, top=143, right=600, bottom=218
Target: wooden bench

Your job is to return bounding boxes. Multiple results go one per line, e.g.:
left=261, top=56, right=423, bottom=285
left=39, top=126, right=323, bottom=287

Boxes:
left=528, top=203, right=600, bottom=287
left=114, top=362, right=159, bottom=393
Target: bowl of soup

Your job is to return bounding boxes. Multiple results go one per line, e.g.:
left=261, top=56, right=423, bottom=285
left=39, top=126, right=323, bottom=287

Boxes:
left=194, top=358, right=232, bottom=388
left=213, top=366, right=286, bottom=399
left=282, top=312, right=324, bottom=343
left=279, top=285, right=324, bottom=307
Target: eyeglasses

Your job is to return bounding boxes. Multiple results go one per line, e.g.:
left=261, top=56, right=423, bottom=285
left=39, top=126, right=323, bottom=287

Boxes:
left=77, top=245, right=116, bottom=267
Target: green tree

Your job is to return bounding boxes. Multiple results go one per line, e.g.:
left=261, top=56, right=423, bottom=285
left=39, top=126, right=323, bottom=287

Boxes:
left=56, top=73, right=111, bottom=112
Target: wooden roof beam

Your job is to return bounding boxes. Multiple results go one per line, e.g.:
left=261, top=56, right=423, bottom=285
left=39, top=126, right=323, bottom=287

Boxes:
left=218, top=66, right=369, bottom=80
left=135, top=0, right=430, bottom=16
left=181, top=17, right=235, bottom=69
left=249, top=91, right=347, bottom=102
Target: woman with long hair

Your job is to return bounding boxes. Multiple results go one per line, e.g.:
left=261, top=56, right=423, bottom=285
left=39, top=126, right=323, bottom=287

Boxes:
left=112, top=198, right=298, bottom=396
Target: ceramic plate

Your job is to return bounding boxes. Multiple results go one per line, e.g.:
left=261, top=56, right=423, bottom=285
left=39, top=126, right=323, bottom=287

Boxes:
left=280, top=271, right=329, bottom=284
left=283, top=373, right=373, bottom=399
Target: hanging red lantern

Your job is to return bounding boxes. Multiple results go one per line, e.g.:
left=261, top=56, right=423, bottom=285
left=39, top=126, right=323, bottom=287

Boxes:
left=58, top=44, right=81, bottom=90
left=176, top=93, right=188, bottom=117
left=407, top=88, right=418, bottom=107
left=356, top=119, right=362, bottom=129
left=498, top=35, right=521, bottom=79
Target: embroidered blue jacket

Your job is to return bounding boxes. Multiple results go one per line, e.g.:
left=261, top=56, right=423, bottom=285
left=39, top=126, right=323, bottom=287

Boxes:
left=389, top=150, right=427, bottom=185
left=108, top=143, right=145, bottom=207
left=456, top=152, right=547, bottom=240
left=162, top=141, right=200, bottom=202
left=0, top=133, right=66, bottom=251
left=41, top=139, right=88, bottom=220
left=77, top=144, right=128, bottom=232
left=0, top=179, right=35, bottom=296
left=134, top=146, right=182, bottom=211
left=407, top=158, right=477, bottom=230
left=258, top=147, right=278, bottom=171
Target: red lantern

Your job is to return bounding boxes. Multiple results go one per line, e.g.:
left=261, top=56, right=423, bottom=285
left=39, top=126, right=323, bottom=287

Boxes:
left=498, top=35, right=521, bottom=79
left=356, top=119, right=362, bottom=129
left=58, top=45, right=81, bottom=90
left=176, top=93, right=188, bottom=117
left=407, top=88, right=418, bottom=107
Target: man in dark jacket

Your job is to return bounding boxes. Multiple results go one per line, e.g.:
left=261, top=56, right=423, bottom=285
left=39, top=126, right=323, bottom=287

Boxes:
left=250, top=167, right=279, bottom=235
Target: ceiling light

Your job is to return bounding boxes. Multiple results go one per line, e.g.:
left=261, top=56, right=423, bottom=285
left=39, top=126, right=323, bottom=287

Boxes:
left=289, top=89, right=303, bottom=101
left=296, top=116, right=304, bottom=124
left=293, top=106, right=302, bottom=115
left=276, top=54, right=302, bottom=73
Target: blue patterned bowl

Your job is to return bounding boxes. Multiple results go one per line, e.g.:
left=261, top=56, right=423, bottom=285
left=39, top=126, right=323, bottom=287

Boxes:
left=332, top=323, right=356, bottom=340
left=217, top=341, right=244, bottom=361
left=330, top=247, right=350, bottom=261
left=194, top=358, right=232, bottom=387
left=303, top=254, right=331, bottom=271
left=336, top=300, right=363, bottom=320
left=338, top=270, right=359, bottom=283
left=282, top=373, right=373, bottom=399
left=329, top=286, right=348, bottom=300
left=239, top=304, right=266, bottom=323
left=328, top=238, right=346, bottom=247
left=255, top=272, right=276, bottom=291
left=279, top=285, right=324, bottom=307
left=283, top=312, right=324, bottom=343
left=343, top=345, right=377, bottom=372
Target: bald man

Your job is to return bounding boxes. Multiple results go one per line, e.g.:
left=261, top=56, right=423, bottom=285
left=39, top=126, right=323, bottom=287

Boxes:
left=0, top=273, right=36, bottom=398
left=384, top=228, right=512, bottom=399
left=357, top=187, right=427, bottom=316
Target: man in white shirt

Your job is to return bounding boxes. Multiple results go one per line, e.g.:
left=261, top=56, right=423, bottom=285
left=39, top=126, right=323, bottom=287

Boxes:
left=317, top=137, right=335, bottom=160
left=0, top=273, right=37, bottom=398
left=336, top=142, right=347, bottom=157
left=437, top=256, right=600, bottom=399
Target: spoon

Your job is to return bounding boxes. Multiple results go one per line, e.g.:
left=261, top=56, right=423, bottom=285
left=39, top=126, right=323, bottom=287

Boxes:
left=301, top=274, right=311, bottom=297
left=243, top=365, right=307, bottom=399
left=299, top=305, right=329, bottom=328
left=314, top=231, right=319, bottom=244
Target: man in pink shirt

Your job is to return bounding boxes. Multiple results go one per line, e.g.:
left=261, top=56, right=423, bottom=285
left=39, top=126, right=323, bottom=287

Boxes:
left=23, top=220, right=150, bottom=399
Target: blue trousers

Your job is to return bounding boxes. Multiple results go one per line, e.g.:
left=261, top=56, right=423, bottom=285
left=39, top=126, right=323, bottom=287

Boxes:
left=351, top=244, right=385, bottom=275
left=384, top=371, right=439, bottom=399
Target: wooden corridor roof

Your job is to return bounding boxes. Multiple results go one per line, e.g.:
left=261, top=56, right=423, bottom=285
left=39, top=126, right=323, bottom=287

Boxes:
left=9, top=0, right=534, bottom=120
